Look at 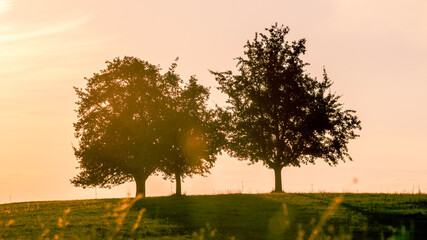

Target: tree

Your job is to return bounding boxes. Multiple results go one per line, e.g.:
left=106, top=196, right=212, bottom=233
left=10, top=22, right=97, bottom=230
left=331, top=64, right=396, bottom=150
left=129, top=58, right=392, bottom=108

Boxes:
left=159, top=74, right=225, bottom=196
left=71, top=56, right=180, bottom=197
left=212, top=24, right=361, bottom=192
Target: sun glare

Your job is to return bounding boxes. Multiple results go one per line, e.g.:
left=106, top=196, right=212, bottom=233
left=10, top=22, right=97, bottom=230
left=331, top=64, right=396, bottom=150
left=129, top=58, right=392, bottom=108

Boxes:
left=0, top=0, right=11, bottom=14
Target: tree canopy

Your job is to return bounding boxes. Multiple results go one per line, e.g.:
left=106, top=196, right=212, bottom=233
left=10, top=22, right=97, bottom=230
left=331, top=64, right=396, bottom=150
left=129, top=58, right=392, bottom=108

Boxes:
left=212, top=24, right=361, bottom=192
left=72, top=57, right=181, bottom=196
left=159, top=72, right=225, bottom=195
left=72, top=56, right=224, bottom=197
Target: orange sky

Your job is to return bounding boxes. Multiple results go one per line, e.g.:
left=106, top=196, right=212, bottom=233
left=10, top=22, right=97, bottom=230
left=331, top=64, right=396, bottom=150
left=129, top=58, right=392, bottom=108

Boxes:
left=1, top=0, right=426, bottom=203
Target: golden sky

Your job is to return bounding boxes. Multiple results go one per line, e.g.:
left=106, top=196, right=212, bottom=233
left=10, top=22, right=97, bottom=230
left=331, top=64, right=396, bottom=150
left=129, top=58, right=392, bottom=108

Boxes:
left=1, top=0, right=427, bottom=203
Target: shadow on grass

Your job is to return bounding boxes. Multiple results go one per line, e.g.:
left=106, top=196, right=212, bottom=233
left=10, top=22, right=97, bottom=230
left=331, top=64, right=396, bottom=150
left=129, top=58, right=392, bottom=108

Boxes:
left=133, top=193, right=427, bottom=239
left=133, top=194, right=291, bottom=239
left=340, top=201, right=427, bottom=239
left=298, top=193, right=427, bottom=239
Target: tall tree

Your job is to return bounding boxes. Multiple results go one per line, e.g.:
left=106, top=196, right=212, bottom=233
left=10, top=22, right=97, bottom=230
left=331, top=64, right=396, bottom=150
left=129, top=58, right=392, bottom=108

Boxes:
left=71, top=56, right=179, bottom=197
left=160, top=73, right=225, bottom=196
left=212, top=24, right=361, bottom=192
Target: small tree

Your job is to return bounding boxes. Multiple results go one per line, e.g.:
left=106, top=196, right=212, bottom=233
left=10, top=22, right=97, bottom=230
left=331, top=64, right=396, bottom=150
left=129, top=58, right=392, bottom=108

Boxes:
left=160, top=72, right=225, bottom=196
left=72, top=56, right=180, bottom=197
left=212, top=24, right=361, bottom=192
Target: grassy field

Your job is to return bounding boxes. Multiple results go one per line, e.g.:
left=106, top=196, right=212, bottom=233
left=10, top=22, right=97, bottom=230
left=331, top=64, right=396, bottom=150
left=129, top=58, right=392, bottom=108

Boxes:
left=0, top=193, right=426, bottom=239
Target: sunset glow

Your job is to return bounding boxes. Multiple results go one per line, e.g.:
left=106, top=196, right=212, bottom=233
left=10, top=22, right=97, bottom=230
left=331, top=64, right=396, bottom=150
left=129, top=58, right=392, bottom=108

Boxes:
left=1, top=0, right=427, bottom=204
left=0, top=0, right=11, bottom=13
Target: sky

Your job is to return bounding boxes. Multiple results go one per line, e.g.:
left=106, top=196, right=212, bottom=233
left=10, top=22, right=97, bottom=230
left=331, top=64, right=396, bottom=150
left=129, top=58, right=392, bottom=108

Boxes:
left=0, top=0, right=426, bottom=204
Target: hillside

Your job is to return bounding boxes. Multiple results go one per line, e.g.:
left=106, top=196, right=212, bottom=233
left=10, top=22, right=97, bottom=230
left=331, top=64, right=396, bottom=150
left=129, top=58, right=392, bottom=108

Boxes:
left=1, top=193, right=426, bottom=239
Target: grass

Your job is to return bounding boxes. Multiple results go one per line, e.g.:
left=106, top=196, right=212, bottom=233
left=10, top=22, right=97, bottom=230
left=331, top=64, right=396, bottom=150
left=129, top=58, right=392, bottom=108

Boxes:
left=0, top=193, right=426, bottom=239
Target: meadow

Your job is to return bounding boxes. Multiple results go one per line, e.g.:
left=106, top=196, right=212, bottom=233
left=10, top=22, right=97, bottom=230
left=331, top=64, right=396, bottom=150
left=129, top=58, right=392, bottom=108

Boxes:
left=0, top=193, right=426, bottom=239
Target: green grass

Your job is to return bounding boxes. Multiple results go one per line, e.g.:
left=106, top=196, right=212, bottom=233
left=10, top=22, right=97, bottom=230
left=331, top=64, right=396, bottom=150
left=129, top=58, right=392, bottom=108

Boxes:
left=1, top=193, right=426, bottom=239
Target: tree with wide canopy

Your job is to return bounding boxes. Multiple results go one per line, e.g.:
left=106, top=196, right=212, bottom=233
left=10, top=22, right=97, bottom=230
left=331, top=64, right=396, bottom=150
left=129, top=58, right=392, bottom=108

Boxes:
left=212, top=24, right=361, bottom=192
left=72, top=56, right=224, bottom=197
left=72, top=56, right=180, bottom=196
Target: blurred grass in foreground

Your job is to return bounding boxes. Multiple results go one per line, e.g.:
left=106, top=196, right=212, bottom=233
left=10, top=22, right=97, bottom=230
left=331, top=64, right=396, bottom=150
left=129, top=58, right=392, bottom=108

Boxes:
left=0, top=193, right=426, bottom=239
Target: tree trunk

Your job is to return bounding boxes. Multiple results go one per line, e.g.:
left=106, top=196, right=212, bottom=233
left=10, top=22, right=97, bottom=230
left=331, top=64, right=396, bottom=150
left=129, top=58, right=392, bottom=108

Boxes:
left=134, top=173, right=149, bottom=198
left=175, top=172, right=182, bottom=196
left=273, top=167, right=283, bottom=192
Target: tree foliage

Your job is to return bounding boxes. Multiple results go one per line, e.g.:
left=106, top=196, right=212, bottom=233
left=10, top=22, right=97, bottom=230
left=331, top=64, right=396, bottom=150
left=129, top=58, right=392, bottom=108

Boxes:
left=212, top=24, right=361, bottom=192
left=159, top=72, right=225, bottom=195
left=72, top=57, right=181, bottom=196
left=72, top=56, right=224, bottom=197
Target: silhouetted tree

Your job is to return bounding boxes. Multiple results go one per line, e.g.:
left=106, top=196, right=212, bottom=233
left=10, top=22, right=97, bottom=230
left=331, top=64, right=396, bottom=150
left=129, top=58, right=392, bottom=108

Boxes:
left=72, top=56, right=180, bottom=197
left=212, top=24, right=361, bottom=192
left=160, top=74, right=225, bottom=196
